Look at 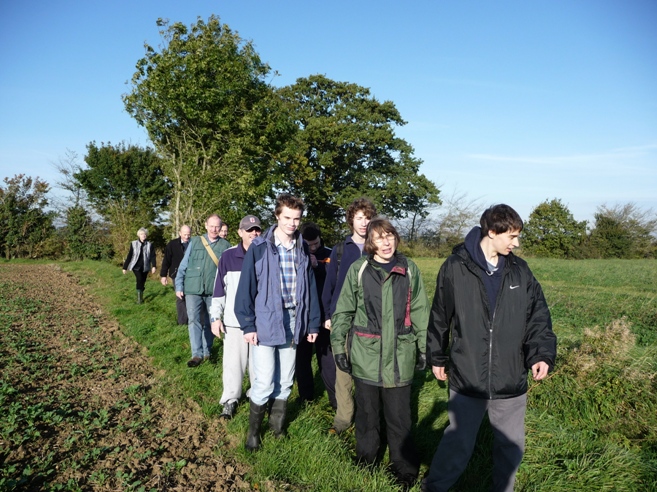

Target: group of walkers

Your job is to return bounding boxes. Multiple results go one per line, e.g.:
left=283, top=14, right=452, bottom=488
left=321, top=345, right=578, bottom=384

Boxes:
left=122, top=195, right=557, bottom=491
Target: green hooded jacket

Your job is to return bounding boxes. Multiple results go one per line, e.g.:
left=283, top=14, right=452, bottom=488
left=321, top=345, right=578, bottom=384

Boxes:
left=330, top=253, right=429, bottom=388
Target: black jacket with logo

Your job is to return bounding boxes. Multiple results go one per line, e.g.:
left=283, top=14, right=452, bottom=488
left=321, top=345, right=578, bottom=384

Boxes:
left=426, top=240, right=557, bottom=400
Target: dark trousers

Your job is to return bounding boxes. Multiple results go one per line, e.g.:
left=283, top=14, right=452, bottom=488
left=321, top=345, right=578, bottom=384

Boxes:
left=176, top=295, right=188, bottom=325
left=133, top=269, right=148, bottom=291
left=354, top=380, right=419, bottom=479
left=317, top=327, right=337, bottom=408
left=423, top=390, right=526, bottom=492
left=295, top=327, right=336, bottom=407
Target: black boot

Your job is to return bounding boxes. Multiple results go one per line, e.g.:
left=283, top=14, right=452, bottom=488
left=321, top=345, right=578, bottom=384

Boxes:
left=137, top=290, right=143, bottom=304
left=269, top=399, right=288, bottom=438
left=245, top=400, right=267, bottom=452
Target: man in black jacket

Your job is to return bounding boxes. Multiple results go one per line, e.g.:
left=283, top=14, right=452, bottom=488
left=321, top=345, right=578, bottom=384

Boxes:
left=295, top=222, right=332, bottom=403
left=160, top=225, right=191, bottom=324
left=423, top=204, right=557, bottom=492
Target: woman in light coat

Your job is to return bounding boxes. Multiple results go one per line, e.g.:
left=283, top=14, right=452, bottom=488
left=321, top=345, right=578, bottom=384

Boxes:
left=122, top=228, right=156, bottom=304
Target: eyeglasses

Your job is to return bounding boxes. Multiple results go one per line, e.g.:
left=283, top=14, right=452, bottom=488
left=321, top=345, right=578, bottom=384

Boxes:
left=372, top=232, right=396, bottom=245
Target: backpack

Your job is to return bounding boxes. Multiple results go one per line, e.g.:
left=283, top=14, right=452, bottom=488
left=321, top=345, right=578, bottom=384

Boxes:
left=334, top=241, right=345, bottom=272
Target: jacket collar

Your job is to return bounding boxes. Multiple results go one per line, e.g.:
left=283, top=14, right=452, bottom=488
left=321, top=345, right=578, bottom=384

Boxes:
left=261, top=225, right=302, bottom=251
left=366, top=252, right=409, bottom=276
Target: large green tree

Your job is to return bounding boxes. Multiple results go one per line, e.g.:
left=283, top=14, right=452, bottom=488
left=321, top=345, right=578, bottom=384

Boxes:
left=123, top=16, right=293, bottom=233
left=522, top=199, right=587, bottom=258
left=0, top=174, right=56, bottom=259
left=75, top=141, right=170, bottom=222
left=276, top=75, right=440, bottom=243
left=74, top=141, right=170, bottom=258
left=589, top=203, right=656, bottom=259
left=62, top=205, right=112, bottom=260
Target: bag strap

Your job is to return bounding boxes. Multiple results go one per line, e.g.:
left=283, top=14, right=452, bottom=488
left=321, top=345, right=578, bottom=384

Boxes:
left=357, top=261, right=411, bottom=287
left=335, top=241, right=345, bottom=271
left=200, top=236, right=220, bottom=267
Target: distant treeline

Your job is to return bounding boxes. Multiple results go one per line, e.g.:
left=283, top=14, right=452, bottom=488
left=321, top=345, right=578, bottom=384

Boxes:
left=2, top=172, right=655, bottom=261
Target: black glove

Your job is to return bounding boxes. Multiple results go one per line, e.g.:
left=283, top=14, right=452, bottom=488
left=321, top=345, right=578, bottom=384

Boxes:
left=415, top=352, right=427, bottom=372
left=334, top=353, right=352, bottom=374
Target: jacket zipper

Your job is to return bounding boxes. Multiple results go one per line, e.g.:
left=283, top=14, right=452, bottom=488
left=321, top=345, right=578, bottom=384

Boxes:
left=487, top=268, right=512, bottom=399
left=488, top=311, right=495, bottom=399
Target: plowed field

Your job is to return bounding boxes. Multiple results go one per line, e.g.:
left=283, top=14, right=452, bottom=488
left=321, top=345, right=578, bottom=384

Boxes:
left=0, top=263, right=249, bottom=491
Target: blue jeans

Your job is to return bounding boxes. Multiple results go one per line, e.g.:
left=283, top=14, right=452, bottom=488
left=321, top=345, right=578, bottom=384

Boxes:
left=185, top=294, right=214, bottom=358
left=249, top=309, right=296, bottom=406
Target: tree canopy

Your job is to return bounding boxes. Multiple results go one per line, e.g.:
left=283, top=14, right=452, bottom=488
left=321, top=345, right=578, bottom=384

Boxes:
left=122, top=17, right=440, bottom=240
left=73, top=141, right=170, bottom=258
left=589, top=203, right=656, bottom=259
left=75, top=141, right=170, bottom=223
left=0, top=174, right=55, bottom=259
left=277, top=75, right=440, bottom=242
left=522, top=199, right=587, bottom=258
left=123, top=15, right=293, bottom=233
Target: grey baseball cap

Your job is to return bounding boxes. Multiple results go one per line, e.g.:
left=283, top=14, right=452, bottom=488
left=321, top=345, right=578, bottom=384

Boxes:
left=239, top=215, right=261, bottom=231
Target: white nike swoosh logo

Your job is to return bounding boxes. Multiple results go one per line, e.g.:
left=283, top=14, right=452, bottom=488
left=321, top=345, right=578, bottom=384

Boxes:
left=510, top=285, right=520, bottom=289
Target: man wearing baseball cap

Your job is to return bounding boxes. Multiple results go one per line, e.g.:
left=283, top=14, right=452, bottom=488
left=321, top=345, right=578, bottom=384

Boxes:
left=210, top=215, right=262, bottom=419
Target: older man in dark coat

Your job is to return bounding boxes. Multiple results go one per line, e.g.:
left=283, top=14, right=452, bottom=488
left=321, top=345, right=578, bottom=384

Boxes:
left=160, top=225, right=191, bottom=324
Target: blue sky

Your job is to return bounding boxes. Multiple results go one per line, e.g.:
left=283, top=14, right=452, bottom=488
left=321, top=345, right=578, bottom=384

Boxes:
left=1, top=0, right=655, bottom=225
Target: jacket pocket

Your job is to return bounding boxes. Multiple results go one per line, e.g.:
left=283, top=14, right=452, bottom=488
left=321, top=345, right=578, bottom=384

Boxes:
left=184, top=267, right=202, bottom=294
left=396, top=332, right=418, bottom=383
left=350, top=325, right=381, bottom=381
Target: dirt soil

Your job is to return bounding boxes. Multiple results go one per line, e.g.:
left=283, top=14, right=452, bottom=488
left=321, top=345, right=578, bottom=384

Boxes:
left=0, top=263, right=250, bottom=491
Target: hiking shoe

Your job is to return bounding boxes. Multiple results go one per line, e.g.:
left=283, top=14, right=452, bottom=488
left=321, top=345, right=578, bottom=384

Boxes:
left=187, top=356, right=203, bottom=368
left=219, top=401, right=237, bottom=420
left=393, top=473, right=417, bottom=491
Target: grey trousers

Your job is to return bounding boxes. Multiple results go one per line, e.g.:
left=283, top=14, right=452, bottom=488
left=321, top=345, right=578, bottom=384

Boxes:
left=424, top=390, right=527, bottom=492
left=220, top=326, right=252, bottom=405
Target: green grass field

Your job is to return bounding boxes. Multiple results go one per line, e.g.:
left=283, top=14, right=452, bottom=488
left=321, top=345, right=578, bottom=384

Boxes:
left=5, top=258, right=657, bottom=491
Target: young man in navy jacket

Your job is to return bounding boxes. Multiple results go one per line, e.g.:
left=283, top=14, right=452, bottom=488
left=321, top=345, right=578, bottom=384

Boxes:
left=235, top=194, right=320, bottom=451
left=321, top=197, right=377, bottom=434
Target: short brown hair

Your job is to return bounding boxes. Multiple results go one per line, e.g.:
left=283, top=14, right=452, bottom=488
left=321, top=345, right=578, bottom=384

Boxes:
left=275, top=193, right=305, bottom=216
left=346, top=198, right=377, bottom=232
left=364, top=217, right=400, bottom=255
left=480, top=204, right=523, bottom=236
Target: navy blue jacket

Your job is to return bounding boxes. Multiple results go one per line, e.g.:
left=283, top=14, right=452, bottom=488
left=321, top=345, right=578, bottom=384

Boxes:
left=321, top=236, right=367, bottom=322
left=234, top=226, right=321, bottom=346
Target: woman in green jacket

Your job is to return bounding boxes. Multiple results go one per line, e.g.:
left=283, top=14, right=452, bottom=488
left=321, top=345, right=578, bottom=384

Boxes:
left=331, top=217, right=429, bottom=488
